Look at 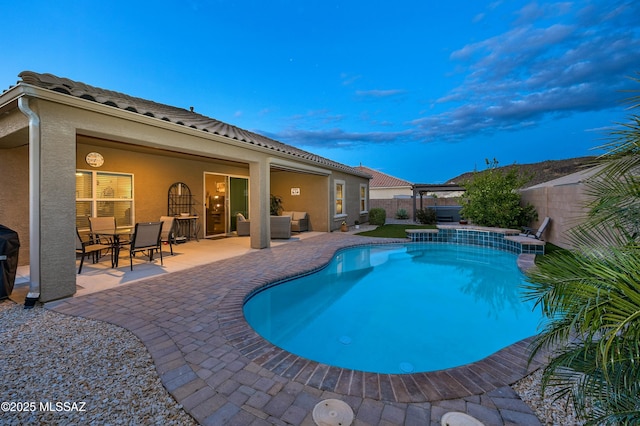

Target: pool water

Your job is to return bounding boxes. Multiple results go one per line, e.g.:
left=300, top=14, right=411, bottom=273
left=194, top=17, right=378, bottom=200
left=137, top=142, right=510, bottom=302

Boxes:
left=243, top=243, right=542, bottom=374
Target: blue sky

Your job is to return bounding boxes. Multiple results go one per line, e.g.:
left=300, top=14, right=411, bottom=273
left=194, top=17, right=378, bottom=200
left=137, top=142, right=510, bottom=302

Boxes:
left=2, top=1, right=640, bottom=183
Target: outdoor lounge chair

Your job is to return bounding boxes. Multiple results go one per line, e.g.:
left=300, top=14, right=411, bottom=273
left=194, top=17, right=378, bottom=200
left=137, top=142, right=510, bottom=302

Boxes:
left=129, top=222, right=164, bottom=270
left=282, top=211, right=309, bottom=232
left=520, top=217, right=551, bottom=240
left=75, top=228, right=111, bottom=274
left=270, top=215, right=291, bottom=239
left=236, top=213, right=250, bottom=236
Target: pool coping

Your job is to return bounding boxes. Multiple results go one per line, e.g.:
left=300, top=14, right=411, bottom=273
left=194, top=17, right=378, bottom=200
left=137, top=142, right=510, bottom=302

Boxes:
left=221, top=240, right=547, bottom=403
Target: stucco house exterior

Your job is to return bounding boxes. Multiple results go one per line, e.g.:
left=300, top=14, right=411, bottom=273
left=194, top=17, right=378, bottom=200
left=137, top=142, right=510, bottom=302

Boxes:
left=0, top=71, right=371, bottom=302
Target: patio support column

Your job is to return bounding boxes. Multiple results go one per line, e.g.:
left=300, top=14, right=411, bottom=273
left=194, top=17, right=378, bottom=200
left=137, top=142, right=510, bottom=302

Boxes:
left=249, top=159, right=269, bottom=249
left=31, top=100, right=76, bottom=302
left=412, top=186, right=416, bottom=224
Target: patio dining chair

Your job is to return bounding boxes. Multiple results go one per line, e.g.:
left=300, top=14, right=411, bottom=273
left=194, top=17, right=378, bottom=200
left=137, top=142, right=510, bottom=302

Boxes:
left=160, top=216, right=176, bottom=255
left=75, top=228, right=112, bottom=274
left=89, top=216, right=116, bottom=245
left=129, top=221, right=164, bottom=270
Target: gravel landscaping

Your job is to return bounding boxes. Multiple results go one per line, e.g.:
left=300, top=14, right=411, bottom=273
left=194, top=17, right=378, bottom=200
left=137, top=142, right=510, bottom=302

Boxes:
left=0, top=301, right=195, bottom=425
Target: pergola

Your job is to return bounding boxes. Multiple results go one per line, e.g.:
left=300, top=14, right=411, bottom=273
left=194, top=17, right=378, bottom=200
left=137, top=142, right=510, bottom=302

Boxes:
left=411, top=184, right=466, bottom=221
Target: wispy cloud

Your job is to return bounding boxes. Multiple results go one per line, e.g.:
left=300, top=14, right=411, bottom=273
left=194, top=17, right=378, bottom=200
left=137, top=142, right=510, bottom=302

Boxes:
left=355, top=89, right=407, bottom=99
left=417, top=0, right=640, bottom=141
left=268, top=127, right=413, bottom=149
left=275, top=0, right=640, bottom=148
left=340, top=72, right=362, bottom=86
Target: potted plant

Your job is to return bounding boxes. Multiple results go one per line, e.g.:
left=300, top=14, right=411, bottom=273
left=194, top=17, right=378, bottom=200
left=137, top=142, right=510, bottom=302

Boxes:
left=270, top=194, right=283, bottom=216
left=354, top=220, right=360, bottom=229
left=340, top=221, right=348, bottom=232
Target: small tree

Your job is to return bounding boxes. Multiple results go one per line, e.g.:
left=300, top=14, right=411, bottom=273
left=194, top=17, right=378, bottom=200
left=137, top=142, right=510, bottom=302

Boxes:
left=459, top=159, right=537, bottom=228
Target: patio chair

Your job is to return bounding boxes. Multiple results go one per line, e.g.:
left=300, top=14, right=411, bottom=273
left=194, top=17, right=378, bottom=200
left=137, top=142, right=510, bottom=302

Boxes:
left=282, top=211, right=309, bottom=232
left=129, top=222, right=164, bottom=270
left=160, top=215, right=176, bottom=255
left=88, top=216, right=116, bottom=245
left=270, top=215, right=291, bottom=239
left=236, top=213, right=250, bottom=236
left=75, top=228, right=111, bottom=274
left=520, top=217, right=551, bottom=240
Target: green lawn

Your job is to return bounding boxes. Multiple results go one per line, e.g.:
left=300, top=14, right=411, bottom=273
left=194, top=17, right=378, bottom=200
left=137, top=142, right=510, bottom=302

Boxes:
left=355, top=224, right=436, bottom=238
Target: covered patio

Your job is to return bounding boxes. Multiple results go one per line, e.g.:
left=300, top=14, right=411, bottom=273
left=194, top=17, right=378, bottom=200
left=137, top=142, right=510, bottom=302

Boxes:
left=9, top=231, right=329, bottom=304
left=0, top=71, right=371, bottom=303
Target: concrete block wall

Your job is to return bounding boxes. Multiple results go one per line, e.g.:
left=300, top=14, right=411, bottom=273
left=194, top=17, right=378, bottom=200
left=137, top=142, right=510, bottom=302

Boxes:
left=369, top=197, right=462, bottom=222
left=520, top=184, right=592, bottom=249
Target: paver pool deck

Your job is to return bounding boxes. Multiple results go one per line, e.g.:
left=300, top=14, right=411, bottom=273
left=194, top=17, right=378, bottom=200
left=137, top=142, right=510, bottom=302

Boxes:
left=47, top=233, right=546, bottom=425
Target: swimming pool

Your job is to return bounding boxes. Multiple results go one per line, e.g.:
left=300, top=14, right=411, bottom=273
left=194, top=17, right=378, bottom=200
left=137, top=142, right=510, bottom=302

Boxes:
left=243, top=243, right=542, bottom=374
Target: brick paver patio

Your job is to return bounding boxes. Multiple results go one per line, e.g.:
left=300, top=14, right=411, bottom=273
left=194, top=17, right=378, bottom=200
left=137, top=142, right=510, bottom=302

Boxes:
left=48, top=233, right=545, bottom=425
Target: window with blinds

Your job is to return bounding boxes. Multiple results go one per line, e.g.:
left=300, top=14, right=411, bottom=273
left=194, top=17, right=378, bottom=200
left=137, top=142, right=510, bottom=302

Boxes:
left=76, top=170, right=134, bottom=229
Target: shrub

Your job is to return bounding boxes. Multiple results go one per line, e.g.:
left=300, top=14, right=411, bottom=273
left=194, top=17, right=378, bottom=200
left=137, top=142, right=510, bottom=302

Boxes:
left=460, top=158, right=537, bottom=228
left=415, top=208, right=437, bottom=224
left=368, top=208, right=386, bottom=225
left=396, top=208, right=409, bottom=219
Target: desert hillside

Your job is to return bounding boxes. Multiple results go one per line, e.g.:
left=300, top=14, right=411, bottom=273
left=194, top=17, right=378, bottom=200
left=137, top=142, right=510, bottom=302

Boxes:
left=446, top=157, right=596, bottom=188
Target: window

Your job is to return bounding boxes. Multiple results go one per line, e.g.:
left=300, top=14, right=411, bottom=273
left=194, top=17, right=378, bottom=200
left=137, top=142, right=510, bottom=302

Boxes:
left=76, top=170, right=134, bottom=229
left=359, top=183, right=368, bottom=213
left=334, top=180, right=346, bottom=217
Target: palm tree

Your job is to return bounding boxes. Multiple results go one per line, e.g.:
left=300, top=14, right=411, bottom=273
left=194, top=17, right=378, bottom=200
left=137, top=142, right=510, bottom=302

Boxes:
left=523, top=75, right=640, bottom=425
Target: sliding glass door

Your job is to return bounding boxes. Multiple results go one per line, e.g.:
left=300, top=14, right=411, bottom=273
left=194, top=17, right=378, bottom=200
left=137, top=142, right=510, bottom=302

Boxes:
left=204, top=173, right=248, bottom=237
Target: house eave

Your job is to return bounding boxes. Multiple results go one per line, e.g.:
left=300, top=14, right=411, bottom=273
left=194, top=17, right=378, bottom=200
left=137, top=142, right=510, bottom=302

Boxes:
left=6, top=83, right=370, bottom=177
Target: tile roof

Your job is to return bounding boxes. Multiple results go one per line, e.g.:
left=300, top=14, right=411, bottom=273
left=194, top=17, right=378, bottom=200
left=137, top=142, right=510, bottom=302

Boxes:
left=355, top=165, right=412, bottom=188
left=16, top=71, right=370, bottom=178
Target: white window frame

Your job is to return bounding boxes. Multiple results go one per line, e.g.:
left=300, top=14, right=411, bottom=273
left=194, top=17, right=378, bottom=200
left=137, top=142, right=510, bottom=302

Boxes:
left=334, top=179, right=347, bottom=219
left=76, top=169, right=135, bottom=230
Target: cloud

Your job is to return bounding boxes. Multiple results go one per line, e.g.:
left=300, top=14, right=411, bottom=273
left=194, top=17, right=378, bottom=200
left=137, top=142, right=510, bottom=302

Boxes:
left=355, top=89, right=407, bottom=99
left=418, top=0, right=640, bottom=141
left=270, top=127, right=413, bottom=149
left=340, top=72, right=362, bottom=86
left=273, top=0, right=640, bottom=149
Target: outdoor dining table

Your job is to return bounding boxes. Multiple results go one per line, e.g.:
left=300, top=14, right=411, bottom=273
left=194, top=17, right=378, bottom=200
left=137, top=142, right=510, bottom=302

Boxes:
left=96, top=228, right=133, bottom=268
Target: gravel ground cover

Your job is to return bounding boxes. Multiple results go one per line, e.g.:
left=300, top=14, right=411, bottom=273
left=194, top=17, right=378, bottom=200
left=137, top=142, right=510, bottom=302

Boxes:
left=1, top=300, right=582, bottom=425
left=513, top=369, right=585, bottom=426
left=0, top=301, right=196, bottom=425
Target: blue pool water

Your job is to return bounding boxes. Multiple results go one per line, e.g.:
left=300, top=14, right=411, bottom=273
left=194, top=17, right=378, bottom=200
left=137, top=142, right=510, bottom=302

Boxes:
left=243, top=243, right=542, bottom=374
